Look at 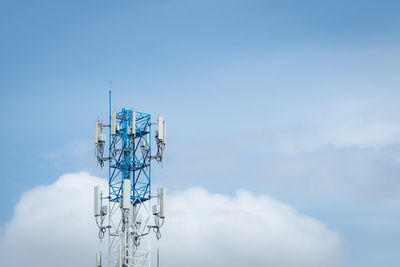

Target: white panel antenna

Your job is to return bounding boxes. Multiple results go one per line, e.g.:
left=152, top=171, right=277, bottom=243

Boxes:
left=122, top=179, right=131, bottom=209
left=159, top=188, right=166, bottom=219
left=95, top=121, right=99, bottom=145
left=96, top=252, right=101, bottom=267
left=111, top=111, right=117, bottom=135
left=155, top=116, right=166, bottom=163
left=95, top=121, right=106, bottom=167
left=163, top=121, right=166, bottom=145
left=157, top=115, right=164, bottom=141
left=145, top=126, right=149, bottom=147
left=132, top=109, right=136, bottom=135
left=94, top=186, right=101, bottom=217
left=95, top=121, right=105, bottom=144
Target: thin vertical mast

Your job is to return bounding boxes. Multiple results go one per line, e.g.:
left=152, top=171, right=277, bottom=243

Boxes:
left=108, top=89, right=112, bottom=267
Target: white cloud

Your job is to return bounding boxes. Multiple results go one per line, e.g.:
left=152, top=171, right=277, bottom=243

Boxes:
left=0, top=172, right=106, bottom=267
left=0, top=172, right=342, bottom=267
left=160, top=187, right=342, bottom=267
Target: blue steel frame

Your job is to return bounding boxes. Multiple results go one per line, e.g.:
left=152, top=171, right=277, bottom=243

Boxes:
left=108, top=92, right=152, bottom=205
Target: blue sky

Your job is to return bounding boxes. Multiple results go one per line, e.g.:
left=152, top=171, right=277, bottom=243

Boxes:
left=1, top=0, right=400, bottom=266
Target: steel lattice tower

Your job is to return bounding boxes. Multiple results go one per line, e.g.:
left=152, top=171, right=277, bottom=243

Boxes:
left=94, top=91, right=166, bottom=267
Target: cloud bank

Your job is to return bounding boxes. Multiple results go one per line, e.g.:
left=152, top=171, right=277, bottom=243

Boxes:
left=160, top=187, right=342, bottom=267
left=0, top=172, right=342, bottom=267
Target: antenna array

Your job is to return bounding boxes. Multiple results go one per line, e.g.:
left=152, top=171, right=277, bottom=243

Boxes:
left=94, top=91, right=166, bottom=267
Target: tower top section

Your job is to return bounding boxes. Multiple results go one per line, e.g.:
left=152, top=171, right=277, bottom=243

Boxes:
left=94, top=91, right=166, bottom=204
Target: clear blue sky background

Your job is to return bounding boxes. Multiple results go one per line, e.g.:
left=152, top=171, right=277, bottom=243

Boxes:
left=1, top=0, right=400, bottom=266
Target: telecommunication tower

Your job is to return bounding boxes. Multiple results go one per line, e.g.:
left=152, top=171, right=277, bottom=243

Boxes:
left=94, top=91, right=166, bottom=267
